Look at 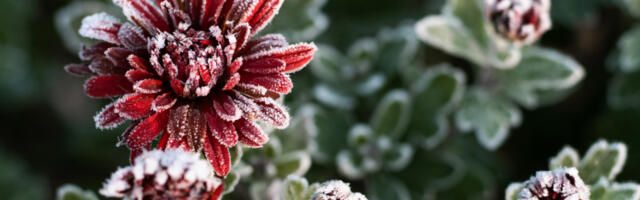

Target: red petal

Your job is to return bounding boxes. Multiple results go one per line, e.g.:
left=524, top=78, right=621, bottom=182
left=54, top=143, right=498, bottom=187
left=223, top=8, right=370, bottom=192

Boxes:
left=203, top=131, right=231, bottom=176
left=152, top=92, right=177, bottom=112
left=84, top=75, right=133, bottom=98
left=117, top=120, right=139, bottom=147
left=167, top=104, right=207, bottom=151
left=79, top=42, right=115, bottom=61
left=114, top=93, right=155, bottom=119
left=126, top=111, right=169, bottom=148
left=240, top=34, right=287, bottom=55
left=125, top=69, right=155, bottom=83
left=239, top=73, right=292, bottom=94
left=244, top=43, right=317, bottom=73
left=204, top=101, right=238, bottom=147
left=64, top=63, right=95, bottom=77
left=198, top=0, right=226, bottom=29
left=235, top=117, right=268, bottom=147
left=134, top=79, right=165, bottom=94
left=117, top=23, right=147, bottom=50
left=170, top=79, right=186, bottom=97
left=89, top=56, right=126, bottom=75
left=241, top=58, right=285, bottom=74
left=213, top=93, right=241, bottom=121
left=79, top=13, right=122, bottom=44
left=129, top=147, right=144, bottom=164
left=245, top=0, right=283, bottom=35
left=253, top=97, right=289, bottom=129
left=233, top=23, right=251, bottom=49
left=228, top=58, right=243, bottom=75
left=105, top=47, right=133, bottom=68
left=94, top=102, right=127, bottom=129
left=222, top=73, right=240, bottom=91
left=157, top=131, right=170, bottom=150
left=211, top=184, right=224, bottom=200
left=127, top=54, right=151, bottom=71
left=115, top=0, right=170, bottom=34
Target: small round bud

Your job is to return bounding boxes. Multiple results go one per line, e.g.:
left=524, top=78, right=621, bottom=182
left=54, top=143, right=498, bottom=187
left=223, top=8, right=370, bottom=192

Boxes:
left=519, top=167, right=590, bottom=200
left=311, top=180, right=368, bottom=200
left=486, top=0, right=552, bottom=44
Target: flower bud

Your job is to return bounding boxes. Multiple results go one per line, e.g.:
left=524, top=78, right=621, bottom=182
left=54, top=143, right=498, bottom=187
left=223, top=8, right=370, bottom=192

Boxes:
left=486, top=0, right=552, bottom=44
left=519, top=167, right=590, bottom=200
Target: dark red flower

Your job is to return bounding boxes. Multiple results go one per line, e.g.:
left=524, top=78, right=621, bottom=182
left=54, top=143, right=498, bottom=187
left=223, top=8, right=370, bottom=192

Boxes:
left=485, top=0, right=551, bottom=44
left=65, top=0, right=316, bottom=177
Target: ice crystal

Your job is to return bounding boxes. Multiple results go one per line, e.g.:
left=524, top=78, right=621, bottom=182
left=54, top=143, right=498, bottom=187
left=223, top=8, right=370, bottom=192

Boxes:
left=100, top=149, right=223, bottom=200
left=65, top=0, right=317, bottom=176
left=519, top=168, right=590, bottom=200
left=485, top=0, right=552, bottom=44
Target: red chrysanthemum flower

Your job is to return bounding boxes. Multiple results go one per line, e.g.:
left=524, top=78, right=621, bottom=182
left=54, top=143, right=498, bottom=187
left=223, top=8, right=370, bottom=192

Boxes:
left=64, top=0, right=316, bottom=177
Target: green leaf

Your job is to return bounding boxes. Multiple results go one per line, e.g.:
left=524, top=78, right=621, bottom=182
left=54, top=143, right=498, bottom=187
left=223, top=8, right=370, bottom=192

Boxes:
left=282, top=175, right=314, bottom=200
left=618, top=26, right=640, bottom=72
left=366, top=176, right=412, bottom=200
left=504, top=183, right=523, bottom=200
left=230, top=146, right=243, bottom=167
left=578, top=140, right=628, bottom=185
left=275, top=151, right=312, bottom=178
left=56, top=184, right=98, bottom=200
left=223, top=171, right=241, bottom=195
left=609, top=71, right=640, bottom=110
left=444, top=0, right=489, bottom=49
left=310, top=44, right=351, bottom=83
left=348, top=38, right=379, bottom=74
left=499, top=47, right=585, bottom=108
left=455, top=89, right=521, bottom=150
left=591, top=178, right=640, bottom=200
left=347, top=124, right=375, bottom=147
left=261, top=0, right=328, bottom=42
left=313, top=84, right=356, bottom=110
left=415, top=16, right=485, bottom=66
left=549, top=146, right=580, bottom=169
left=374, top=25, right=420, bottom=74
left=383, top=143, right=414, bottom=171
left=370, top=89, right=412, bottom=138
left=336, top=150, right=369, bottom=180
left=408, top=65, right=466, bottom=149
left=308, top=106, right=353, bottom=164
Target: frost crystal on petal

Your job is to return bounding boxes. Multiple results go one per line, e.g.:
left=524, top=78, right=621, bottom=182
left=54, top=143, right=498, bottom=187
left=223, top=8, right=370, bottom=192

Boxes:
left=485, top=0, right=552, bottom=44
left=100, top=149, right=223, bottom=200
left=519, top=167, right=590, bottom=200
left=311, top=180, right=368, bottom=200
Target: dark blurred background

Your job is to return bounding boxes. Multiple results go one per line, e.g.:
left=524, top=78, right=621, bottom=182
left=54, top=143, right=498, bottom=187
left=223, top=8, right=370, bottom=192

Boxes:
left=0, top=0, right=638, bottom=199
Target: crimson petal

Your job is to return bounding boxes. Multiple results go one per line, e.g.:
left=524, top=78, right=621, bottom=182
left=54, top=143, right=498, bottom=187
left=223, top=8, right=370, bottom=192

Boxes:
left=253, top=97, right=289, bottom=129
left=241, top=58, right=285, bottom=74
left=235, top=117, right=268, bottom=147
left=204, top=101, right=238, bottom=147
left=105, top=47, right=133, bottom=68
left=245, top=0, right=283, bottom=36
left=79, top=13, right=122, bottom=44
left=222, top=73, right=240, bottom=91
left=213, top=93, right=241, bottom=121
left=167, top=104, right=207, bottom=151
left=64, top=63, right=95, bottom=77
left=152, top=92, right=177, bottom=112
left=203, top=131, right=231, bottom=176
left=94, top=102, right=127, bottom=129
left=126, top=111, right=169, bottom=149
left=134, top=79, right=165, bottom=94
left=89, top=56, right=125, bottom=75
left=240, top=34, right=287, bottom=55
left=114, top=93, right=155, bottom=119
left=114, top=0, right=170, bottom=34
left=125, top=69, right=155, bottom=83
left=117, top=23, right=147, bottom=50
left=79, top=42, right=115, bottom=61
left=84, top=75, right=133, bottom=98
left=244, top=43, right=317, bottom=73
left=238, top=73, right=292, bottom=94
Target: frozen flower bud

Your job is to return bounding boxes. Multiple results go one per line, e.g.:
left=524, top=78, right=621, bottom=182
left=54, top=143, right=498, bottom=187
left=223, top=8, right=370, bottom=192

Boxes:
left=100, top=149, right=223, bottom=200
left=311, top=180, right=368, bottom=200
left=519, top=167, right=590, bottom=200
left=485, top=0, right=552, bottom=44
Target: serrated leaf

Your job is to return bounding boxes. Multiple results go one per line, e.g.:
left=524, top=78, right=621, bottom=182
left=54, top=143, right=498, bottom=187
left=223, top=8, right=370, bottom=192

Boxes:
left=282, top=175, right=312, bottom=200
left=275, top=151, right=312, bottom=178
left=262, top=0, right=328, bottom=42
left=578, top=140, right=628, bottom=185
left=455, top=89, right=521, bottom=150
left=590, top=178, right=640, bottom=200
left=370, top=90, right=412, bottom=138
left=499, top=47, right=585, bottom=108
left=549, top=146, right=580, bottom=169
left=609, top=71, right=640, bottom=110
left=504, top=183, right=523, bottom=200
left=415, top=16, right=485, bottom=66
left=56, top=184, right=98, bottom=200
left=366, top=176, right=412, bottom=200
left=223, top=171, right=241, bottom=195
left=408, top=65, right=466, bottom=149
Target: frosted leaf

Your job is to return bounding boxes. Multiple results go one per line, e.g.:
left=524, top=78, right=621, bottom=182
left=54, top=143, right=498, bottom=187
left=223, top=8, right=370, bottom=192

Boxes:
left=282, top=175, right=316, bottom=200
left=369, top=90, right=411, bottom=139
left=336, top=151, right=367, bottom=180
left=617, top=26, right=640, bottom=72
left=519, top=168, right=590, bottom=200
left=384, top=143, right=414, bottom=171
left=261, top=0, right=328, bottom=42
left=311, top=180, right=368, bottom=200
left=455, top=89, right=521, bottom=150
left=590, top=178, right=640, bottom=200
left=356, top=74, right=387, bottom=96
left=578, top=140, right=627, bottom=185
left=57, top=184, right=99, bottom=200
left=505, top=183, right=524, bottom=200
left=622, top=0, right=640, bottom=18
left=499, top=47, right=585, bottom=108
left=415, top=16, right=485, bottom=67
left=366, top=176, right=411, bottom=200
left=549, top=146, right=580, bottom=170
left=313, top=84, right=356, bottom=110
left=223, top=171, right=241, bottom=195
left=310, top=44, right=351, bottom=83
left=274, top=151, right=312, bottom=178
left=347, top=124, right=374, bottom=147
left=444, top=0, right=489, bottom=49
left=608, top=71, right=640, bottom=110
left=408, top=65, right=466, bottom=149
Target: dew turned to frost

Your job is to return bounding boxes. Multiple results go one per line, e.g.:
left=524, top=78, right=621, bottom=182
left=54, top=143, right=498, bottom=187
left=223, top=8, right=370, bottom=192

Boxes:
left=519, top=167, right=590, bottom=200
left=311, top=180, right=368, bottom=200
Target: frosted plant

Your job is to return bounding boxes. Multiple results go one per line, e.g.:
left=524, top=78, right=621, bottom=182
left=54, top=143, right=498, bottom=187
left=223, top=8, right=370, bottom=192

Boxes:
left=518, top=168, right=590, bottom=200
left=57, top=184, right=98, bottom=200
left=262, top=0, right=329, bottom=42
left=506, top=140, right=640, bottom=200
left=100, top=149, right=224, bottom=200
left=485, top=0, right=552, bottom=44
left=608, top=1, right=640, bottom=111
left=64, top=0, right=317, bottom=176
left=415, top=0, right=584, bottom=150
left=310, top=180, right=368, bottom=200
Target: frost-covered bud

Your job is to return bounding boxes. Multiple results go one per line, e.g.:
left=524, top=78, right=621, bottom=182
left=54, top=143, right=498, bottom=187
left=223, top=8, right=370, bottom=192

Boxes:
left=519, top=167, right=590, bottom=200
left=100, top=149, right=223, bottom=200
left=485, top=0, right=552, bottom=44
left=311, top=180, right=368, bottom=200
